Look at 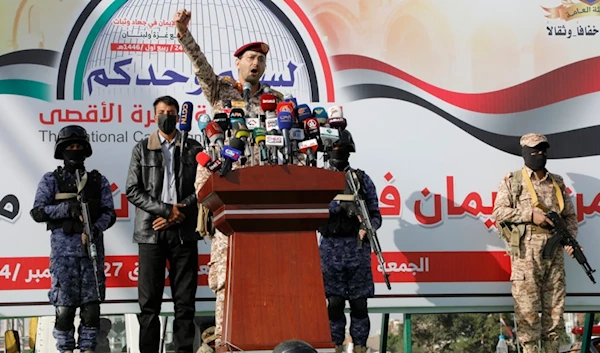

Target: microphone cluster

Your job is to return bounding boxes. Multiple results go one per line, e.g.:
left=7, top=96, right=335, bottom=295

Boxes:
left=194, top=93, right=353, bottom=177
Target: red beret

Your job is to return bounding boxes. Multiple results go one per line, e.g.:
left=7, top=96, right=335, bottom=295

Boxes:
left=233, top=41, right=269, bottom=57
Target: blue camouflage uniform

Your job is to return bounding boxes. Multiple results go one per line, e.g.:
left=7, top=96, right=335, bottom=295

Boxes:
left=31, top=167, right=116, bottom=353
left=318, top=165, right=382, bottom=349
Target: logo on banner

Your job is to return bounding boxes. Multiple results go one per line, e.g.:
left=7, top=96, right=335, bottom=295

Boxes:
left=39, top=0, right=332, bottom=104
left=543, top=0, right=600, bottom=36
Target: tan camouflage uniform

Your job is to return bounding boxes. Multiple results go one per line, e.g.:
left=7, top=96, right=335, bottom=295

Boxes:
left=179, top=29, right=286, bottom=348
left=492, top=133, right=577, bottom=353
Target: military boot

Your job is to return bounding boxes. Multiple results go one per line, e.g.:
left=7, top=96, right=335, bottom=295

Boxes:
left=353, top=346, right=367, bottom=353
left=334, top=345, right=344, bottom=353
left=541, top=340, right=559, bottom=353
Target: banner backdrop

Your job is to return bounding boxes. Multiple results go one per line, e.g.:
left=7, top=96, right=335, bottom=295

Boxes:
left=1, top=0, right=599, bottom=317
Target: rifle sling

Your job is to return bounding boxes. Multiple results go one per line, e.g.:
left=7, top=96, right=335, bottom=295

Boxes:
left=520, top=167, right=564, bottom=213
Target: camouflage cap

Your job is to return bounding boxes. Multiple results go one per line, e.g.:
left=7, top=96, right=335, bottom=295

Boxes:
left=520, top=133, right=549, bottom=148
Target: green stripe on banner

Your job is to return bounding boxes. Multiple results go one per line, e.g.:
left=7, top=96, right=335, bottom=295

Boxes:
left=0, top=80, right=52, bottom=102
left=73, top=0, right=128, bottom=100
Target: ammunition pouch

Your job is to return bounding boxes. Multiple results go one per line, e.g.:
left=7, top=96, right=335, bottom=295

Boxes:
left=196, top=204, right=214, bottom=239
left=498, top=221, right=526, bottom=257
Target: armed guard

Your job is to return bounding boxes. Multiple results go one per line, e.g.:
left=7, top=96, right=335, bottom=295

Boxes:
left=318, top=130, right=382, bottom=353
left=492, top=133, right=578, bottom=353
left=30, top=125, right=116, bottom=353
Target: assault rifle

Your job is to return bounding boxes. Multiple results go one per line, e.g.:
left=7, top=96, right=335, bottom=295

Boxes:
left=535, top=202, right=596, bottom=284
left=75, top=170, right=102, bottom=299
left=334, top=170, right=392, bottom=290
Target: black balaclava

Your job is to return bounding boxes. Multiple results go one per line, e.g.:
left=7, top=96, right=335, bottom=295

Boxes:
left=63, top=149, right=86, bottom=173
left=157, top=114, right=178, bottom=135
left=522, top=145, right=547, bottom=171
left=329, top=148, right=350, bottom=171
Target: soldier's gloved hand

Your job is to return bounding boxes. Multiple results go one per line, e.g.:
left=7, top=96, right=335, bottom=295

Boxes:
left=68, top=200, right=82, bottom=220
left=340, top=202, right=358, bottom=217
left=329, top=200, right=341, bottom=214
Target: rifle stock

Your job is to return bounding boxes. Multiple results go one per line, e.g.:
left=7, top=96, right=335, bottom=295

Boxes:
left=535, top=202, right=596, bottom=284
left=75, top=170, right=103, bottom=300
left=343, top=171, right=392, bottom=290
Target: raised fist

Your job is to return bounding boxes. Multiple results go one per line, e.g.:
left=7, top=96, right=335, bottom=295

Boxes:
left=174, top=9, right=191, bottom=34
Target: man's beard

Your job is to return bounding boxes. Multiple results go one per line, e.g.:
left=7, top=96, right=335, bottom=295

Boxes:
left=245, top=75, right=259, bottom=84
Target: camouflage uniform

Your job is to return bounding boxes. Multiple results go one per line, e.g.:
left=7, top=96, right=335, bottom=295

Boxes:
left=179, top=29, right=285, bottom=348
left=318, top=165, right=381, bottom=352
left=31, top=169, right=116, bottom=353
left=492, top=133, right=577, bottom=353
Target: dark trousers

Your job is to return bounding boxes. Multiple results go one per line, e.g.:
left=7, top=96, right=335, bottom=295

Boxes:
left=138, top=230, right=198, bottom=353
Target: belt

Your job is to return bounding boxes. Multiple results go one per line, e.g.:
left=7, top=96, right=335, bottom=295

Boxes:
left=529, top=225, right=551, bottom=235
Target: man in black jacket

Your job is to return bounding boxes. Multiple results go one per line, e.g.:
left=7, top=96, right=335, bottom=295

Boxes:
left=126, top=95, right=203, bottom=353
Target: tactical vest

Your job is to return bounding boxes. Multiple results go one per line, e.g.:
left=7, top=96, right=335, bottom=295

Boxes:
left=498, top=167, right=565, bottom=257
left=47, top=167, right=103, bottom=235
left=319, top=168, right=368, bottom=238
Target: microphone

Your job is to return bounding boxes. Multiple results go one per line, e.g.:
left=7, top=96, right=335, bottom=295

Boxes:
left=289, top=127, right=305, bottom=161
left=327, top=117, right=347, bottom=131
left=223, top=100, right=232, bottom=115
left=213, top=112, right=230, bottom=138
left=327, top=105, right=346, bottom=131
left=312, top=106, right=328, bottom=126
left=260, top=93, right=277, bottom=113
left=276, top=102, right=295, bottom=116
left=198, top=114, right=211, bottom=131
left=253, top=127, right=269, bottom=162
left=243, top=82, right=252, bottom=103
left=277, top=111, right=293, bottom=164
left=289, top=128, right=305, bottom=142
left=245, top=112, right=261, bottom=131
left=229, top=108, right=246, bottom=126
left=304, top=117, right=320, bottom=139
left=283, top=94, right=297, bottom=108
left=295, top=104, right=312, bottom=123
left=266, top=129, right=284, bottom=165
left=319, top=126, right=340, bottom=152
left=179, top=101, right=194, bottom=158
left=232, top=121, right=251, bottom=166
left=328, top=105, right=343, bottom=119
left=265, top=115, right=279, bottom=133
left=230, top=109, right=246, bottom=148
left=205, top=121, right=225, bottom=150
left=197, top=113, right=211, bottom=150
left=220, top=137, right=245, bottom=177
left=196, top=151, right=222, bottom=172
left=298, top=138, right=318, bottom=167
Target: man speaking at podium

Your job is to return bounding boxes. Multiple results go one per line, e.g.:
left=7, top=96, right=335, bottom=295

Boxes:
left=173, top=8, right=283, bottom=349
left=318, top=133, right=382, bottom=353
left=174, top=8, right=283, bottom=116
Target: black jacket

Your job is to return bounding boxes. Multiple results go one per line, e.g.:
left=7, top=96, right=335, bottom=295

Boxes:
left=126, top=130, right=203, bottom=244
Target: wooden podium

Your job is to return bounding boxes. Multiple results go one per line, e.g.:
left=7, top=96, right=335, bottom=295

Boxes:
left=197, top=165, right=346, bottom=352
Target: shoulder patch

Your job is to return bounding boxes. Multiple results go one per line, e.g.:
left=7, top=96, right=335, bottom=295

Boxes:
left=219, top=76, right=242, bottom=92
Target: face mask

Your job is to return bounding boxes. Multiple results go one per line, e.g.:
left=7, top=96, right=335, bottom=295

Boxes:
left=157, top=114, right=178, bottom=135
left=522, top=146, right=547, bottom=171
left=63, top=150, right=86, bottom=172
left=329, top=149, right=350, bottom=171
left=330, top=159, right=349, bottom=171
